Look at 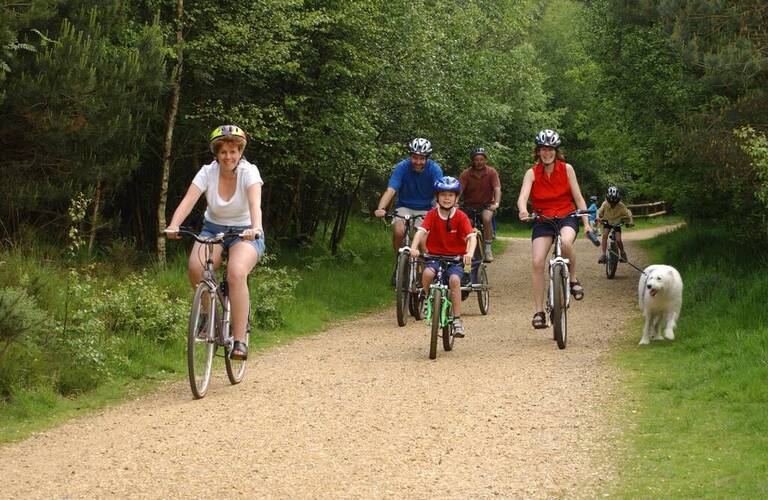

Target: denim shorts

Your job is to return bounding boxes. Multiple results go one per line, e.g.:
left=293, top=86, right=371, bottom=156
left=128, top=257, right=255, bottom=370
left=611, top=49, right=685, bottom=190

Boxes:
left=531, top=217, right=579, bottom=241
left=199, top=220, right=266, bottom=258
left=424, top=259, right=464, bottom=284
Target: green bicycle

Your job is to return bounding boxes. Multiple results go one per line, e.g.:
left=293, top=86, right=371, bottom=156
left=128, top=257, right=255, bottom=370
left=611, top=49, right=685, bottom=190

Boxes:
left=422, top=254, right=465, bottom=360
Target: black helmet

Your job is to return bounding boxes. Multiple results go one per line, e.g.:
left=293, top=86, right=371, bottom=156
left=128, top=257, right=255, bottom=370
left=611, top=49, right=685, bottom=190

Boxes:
left=535, top=129, right=561, bottom=148
left=470, top=147, right=487, bottom=159
left=606, top=186, right=621, bottom=203
left=407, top=138, right=433, bottom=156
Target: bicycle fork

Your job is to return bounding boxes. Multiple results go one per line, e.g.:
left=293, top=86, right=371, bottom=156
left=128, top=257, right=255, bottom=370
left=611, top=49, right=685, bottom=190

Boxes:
left=547, top=257, right=571, bottom=312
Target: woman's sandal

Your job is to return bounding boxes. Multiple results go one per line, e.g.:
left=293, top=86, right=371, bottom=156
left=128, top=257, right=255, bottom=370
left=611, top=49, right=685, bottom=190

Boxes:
left=570, top=280, right=585, bottom=301
left=532, top=311, right=547, bottom=329
left=230, top=340, right=248, bottom=361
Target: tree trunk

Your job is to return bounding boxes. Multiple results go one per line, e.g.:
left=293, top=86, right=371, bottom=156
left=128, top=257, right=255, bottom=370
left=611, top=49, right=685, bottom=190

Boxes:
left=329, top=164, right=366, bottom=254
left=87, top=180, right=102, bottom=256
left=156, top=0, right=184, bottom=266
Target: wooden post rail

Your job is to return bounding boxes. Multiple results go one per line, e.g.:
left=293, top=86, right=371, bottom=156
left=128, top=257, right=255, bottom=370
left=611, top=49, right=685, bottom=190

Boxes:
left=627, top=201, right=666, bottom=218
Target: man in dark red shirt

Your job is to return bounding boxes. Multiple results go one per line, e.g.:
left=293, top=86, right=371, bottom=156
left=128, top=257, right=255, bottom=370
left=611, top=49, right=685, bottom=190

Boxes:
left=459, top=147, right=501, bottom=262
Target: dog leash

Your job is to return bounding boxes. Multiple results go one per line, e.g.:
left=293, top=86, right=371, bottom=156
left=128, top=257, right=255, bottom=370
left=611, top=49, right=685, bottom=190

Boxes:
left=605, top=247, right=648, bottom=277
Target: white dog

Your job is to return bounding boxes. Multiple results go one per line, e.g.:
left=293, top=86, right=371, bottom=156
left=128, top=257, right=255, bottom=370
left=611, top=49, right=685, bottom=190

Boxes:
left=638, top=265, right=683, bottom=345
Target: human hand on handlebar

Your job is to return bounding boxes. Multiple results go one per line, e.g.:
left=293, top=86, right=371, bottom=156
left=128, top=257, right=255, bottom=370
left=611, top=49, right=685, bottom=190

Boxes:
left=164, top=226, right=181, bottom=240
left=518, top=209, right=529, bottom=221
left=374, top=209, right=386, bottom=218
left=241, top=228, right=261, bottom=240
left=410, top=247, right=420, bottom=259
left=463, top=253, right=472, bottom=268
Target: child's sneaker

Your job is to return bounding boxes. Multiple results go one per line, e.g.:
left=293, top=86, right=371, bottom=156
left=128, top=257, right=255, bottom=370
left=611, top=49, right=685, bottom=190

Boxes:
left=598, top=254, right=606, bottom=264
left=453, top=317, right=465, bottom=338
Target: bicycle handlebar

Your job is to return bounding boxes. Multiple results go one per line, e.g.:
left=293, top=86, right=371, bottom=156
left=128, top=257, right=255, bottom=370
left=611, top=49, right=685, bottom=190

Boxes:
left=601, top=220, right=634, bottom=229
left=523, top=211, right=600, bottom=246
left=383, top=212, right=425, bottom=224
left=421, top=253, right=464, bottom=264
left=163, top=227, right=259, bottom=243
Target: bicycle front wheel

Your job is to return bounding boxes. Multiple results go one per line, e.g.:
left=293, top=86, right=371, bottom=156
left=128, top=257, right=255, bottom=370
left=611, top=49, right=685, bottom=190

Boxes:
left=606, top=239, right=618, bottom=279
left=429, top=289, right=441, bottom=359
left=477, top=265, right=490, bottom=315
left=551, top=264, right=568, bottom=350
left=396, top=252, right=410, bottom=327
left=225, top=302, right=248, bottom=385
left=188, top=283, right=216, bottom=399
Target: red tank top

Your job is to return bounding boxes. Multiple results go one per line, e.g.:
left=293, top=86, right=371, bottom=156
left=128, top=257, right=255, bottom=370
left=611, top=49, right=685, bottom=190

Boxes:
left=530, top=160, right=575, bottom=217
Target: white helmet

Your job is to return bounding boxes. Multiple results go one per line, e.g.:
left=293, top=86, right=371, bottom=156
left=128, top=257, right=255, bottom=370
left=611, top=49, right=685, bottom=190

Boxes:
left=535, top=129, right=562, bottom=148
left=407, top=138, right=433, bottom=156
left=607, top=186, right=621, bottom=203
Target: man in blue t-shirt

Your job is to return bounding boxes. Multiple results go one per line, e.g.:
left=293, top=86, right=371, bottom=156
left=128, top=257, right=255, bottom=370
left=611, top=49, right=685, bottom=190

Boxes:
left=374, top=138, right=444, bottom=282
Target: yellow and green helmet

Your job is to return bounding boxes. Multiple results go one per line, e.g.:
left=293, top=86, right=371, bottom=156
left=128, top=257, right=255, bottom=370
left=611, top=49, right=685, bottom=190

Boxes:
left=209, top=125, right=247, bottom=153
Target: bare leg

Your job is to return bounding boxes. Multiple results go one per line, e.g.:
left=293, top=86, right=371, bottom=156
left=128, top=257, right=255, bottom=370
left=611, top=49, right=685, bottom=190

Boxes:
left=531, top=236, right=553, bottom=313
left=226, top=243, right=260, bottom=343
left=449, top=274, right=462, bottom=317
left=559, top=226, right=578, bottom=282
left=392, top=220, right=405, bottom=254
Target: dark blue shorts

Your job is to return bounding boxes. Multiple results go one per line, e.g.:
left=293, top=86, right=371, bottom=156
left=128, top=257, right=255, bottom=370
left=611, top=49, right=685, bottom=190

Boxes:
left=424, top=259, right=464, bottom=284
left=531, top=217, right=580, bottom=240
left=199, top=220, right=266, bottom=257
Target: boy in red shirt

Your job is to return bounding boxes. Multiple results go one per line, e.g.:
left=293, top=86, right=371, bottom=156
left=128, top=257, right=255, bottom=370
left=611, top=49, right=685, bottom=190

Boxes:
left=410, top=176, right=477, bottom=337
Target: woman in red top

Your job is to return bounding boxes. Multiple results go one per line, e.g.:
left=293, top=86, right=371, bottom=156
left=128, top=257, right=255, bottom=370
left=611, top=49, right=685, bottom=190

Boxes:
left=516, top=129, right=594, bottom=329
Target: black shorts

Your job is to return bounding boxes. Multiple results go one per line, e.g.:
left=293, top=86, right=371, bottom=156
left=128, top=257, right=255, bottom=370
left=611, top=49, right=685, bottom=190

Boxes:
left=531, top=217, right=580, bottom=240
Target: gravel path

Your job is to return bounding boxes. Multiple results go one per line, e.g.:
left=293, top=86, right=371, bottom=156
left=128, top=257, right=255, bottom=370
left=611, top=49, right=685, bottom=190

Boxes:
left=0, top=228, right=676, bottom=498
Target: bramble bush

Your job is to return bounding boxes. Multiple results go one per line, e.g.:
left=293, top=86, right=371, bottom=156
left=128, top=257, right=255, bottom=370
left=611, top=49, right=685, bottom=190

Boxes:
left=249, top=262, right=298, bottom=330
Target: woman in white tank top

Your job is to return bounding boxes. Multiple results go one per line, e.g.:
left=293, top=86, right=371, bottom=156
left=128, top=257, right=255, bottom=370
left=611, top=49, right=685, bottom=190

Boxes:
left=166, top=125, right=264, bottom=360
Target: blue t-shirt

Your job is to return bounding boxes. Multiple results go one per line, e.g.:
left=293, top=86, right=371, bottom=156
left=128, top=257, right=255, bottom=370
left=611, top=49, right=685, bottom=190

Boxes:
left=387, top=158, right=444, bottom=210
left=587, top=203, right=598, bottom=223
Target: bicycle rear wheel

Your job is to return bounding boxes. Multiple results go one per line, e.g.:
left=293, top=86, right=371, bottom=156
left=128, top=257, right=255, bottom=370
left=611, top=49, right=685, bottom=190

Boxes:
left=225, top=302, right=248, bottom=385
left=396, top=252, right=410, bottom=327
left=606, top=238, right=618, bottom=279
left=188, top=283, right=216, bottom=399
left=477, top=265, right=490, bottom=315
left=429, top=289, right=441, bottom=359
left=551, top=264, right=568, bottom=350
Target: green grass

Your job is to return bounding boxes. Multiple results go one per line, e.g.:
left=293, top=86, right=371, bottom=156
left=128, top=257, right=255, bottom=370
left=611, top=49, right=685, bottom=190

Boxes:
left=0, top=218, right=395, bottom=443
left=613, top=224, right=768, bottom=497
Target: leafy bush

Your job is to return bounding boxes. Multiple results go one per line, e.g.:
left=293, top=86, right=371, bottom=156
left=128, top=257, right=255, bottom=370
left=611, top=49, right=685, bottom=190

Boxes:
left=0, top=287, right=53, bottom=361
left=249, top=264, right=298, bottom=330
left=96, top=274, right=186, bottom=342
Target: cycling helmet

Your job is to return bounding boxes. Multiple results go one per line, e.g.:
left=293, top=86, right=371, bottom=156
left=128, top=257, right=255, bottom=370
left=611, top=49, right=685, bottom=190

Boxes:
left=433, top=176, right=461, bottom=193
left=606, top=186, right=621, bottom=203
left=407, top=137, right=433, bottom=157
left=209, top=125, right=247, bottom=153
left=535, top=129, right=562, bottom=148
left=589, top=195, right=598, bottom=202
left=470, top=147, right=487, bottom=159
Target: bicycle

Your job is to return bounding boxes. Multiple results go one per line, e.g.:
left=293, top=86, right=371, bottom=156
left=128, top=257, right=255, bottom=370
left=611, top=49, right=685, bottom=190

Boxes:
left=601, top=220, right=633, bottom=279
left=459, top=205, right=492, bottom=313
left=385, top=212, right=426, bottom=326
left=167, top=227, right=255, bottom=399
left=422, top=254, right=465, bottom=359
left=526, top=211, right=599, bottom=349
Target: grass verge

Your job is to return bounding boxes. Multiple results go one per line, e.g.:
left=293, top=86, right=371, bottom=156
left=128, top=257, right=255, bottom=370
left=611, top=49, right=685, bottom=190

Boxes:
left=0, top=218, right=395, bottom=443
left=613, top=224, right=768, bottom=497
